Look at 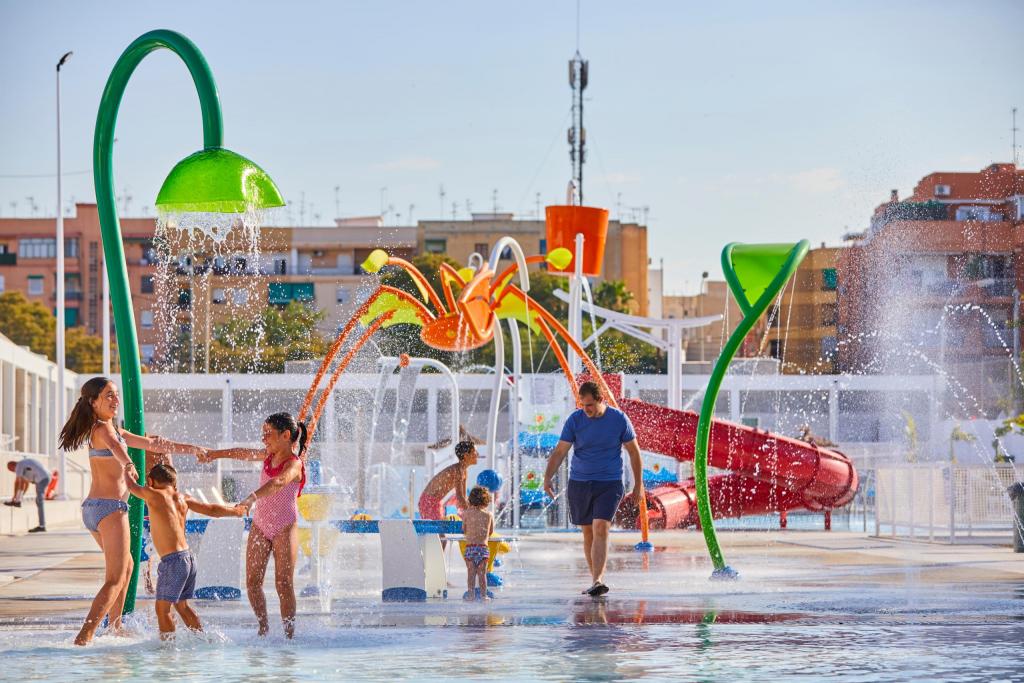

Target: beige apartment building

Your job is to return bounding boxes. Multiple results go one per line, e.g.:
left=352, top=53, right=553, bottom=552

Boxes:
left=764, top=245, right=843, bottom=373
left=663, top=280, right=766, bottom=362
left=417, top=213, right=651, bottom=316
left=0, top=206, right=416, bottom=369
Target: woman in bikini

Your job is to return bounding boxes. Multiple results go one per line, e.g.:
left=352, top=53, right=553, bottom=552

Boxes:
left=204, top=412, right=306, bottom=638
left=58, top=376, right=204, bottom=646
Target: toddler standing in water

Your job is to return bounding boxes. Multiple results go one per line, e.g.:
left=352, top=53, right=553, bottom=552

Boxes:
left=124, top=463, right=245, bottom=640
left=461, top=486, right=494, bottom=601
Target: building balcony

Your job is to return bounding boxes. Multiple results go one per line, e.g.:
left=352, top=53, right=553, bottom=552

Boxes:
left=0, top=254, right=16, bottom=266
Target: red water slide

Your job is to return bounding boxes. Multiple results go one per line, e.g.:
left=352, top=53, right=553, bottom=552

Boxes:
left=616, top=397, right=859, bottom=529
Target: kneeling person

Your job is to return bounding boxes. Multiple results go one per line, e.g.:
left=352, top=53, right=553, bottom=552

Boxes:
left=124, top=463, right=245, bottom=639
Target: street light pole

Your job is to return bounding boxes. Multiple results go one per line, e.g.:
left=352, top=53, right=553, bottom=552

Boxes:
left=56, top=50, right=72, bottom=500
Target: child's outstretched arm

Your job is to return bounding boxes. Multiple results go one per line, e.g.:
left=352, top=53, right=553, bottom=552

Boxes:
left=201, top=447, right=265, bottom=462
left=123, top=465, right=155, bottom=504
left=185, top=497, right=246, bottom=518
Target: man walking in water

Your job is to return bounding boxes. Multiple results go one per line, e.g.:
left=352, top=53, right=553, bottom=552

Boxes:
left=543, top=381, right=644, bottom=597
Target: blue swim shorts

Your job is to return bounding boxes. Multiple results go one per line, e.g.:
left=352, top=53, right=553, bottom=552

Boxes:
left=464, top=543, right=490, bottom=567
left=567, top=479, right=624, bottom=526
left=81, top=498, right=128, bottom=533
left=156, top=549, right=197, bottom=603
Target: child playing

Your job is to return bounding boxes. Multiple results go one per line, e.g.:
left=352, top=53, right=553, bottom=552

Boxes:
left=124, top=463, right=245, bottom=640
left=418, top=440, right=478, bottom=520
left=461, top=486, right=494, bottom=601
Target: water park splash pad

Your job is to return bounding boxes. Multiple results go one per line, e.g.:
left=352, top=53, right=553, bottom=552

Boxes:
left=8, top=24, right=1018, bottom=682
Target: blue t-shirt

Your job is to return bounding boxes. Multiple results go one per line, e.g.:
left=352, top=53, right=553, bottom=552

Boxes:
left=559, top=407, right=636, bottom=482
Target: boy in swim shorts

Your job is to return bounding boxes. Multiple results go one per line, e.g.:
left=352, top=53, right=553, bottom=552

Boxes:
left=461, top=486, right=494, bottom=601
left=124, top=463, right=245, bottom=639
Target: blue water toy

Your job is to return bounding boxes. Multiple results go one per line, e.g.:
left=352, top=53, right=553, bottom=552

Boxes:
left=476, top=469, right=503, bottom=492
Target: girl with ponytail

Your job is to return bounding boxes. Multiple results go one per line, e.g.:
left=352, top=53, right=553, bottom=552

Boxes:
left=203, top=412, right=307, bottom=638
left=61, top=376, right=205, bottom=646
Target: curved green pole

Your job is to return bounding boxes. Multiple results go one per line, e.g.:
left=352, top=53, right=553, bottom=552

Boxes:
left=693, top=240, right=809, bottom=579
left=93, top=29, right=223, bottom=614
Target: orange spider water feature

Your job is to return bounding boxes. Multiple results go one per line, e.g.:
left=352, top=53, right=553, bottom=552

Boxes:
left=295, top=243, right=651, bottom=542
left=297, top=244, right=625, bottom=429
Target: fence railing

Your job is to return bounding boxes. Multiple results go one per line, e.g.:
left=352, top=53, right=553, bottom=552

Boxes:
left=874, top=464, right=1024, bottom=543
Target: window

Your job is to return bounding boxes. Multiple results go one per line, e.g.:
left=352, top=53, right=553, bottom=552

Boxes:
left=212, top=288, right=226, bottom=304
left=19, top=238, right=56, bottom=259
left=268, top=282, right=313, bottom=305
left=768, top=339, right=782, bottom=358
left=424, top=238, right=447, bottom=254
left=473, top=243, right=488, bottom=256
left=141, top=275, right=154, bottom=294
left=274, top=258, right=287, bottom=275
left=28, top=275, right=44, bottom=296
left=822, top=268, right=837, bottom=291
left=820, top=336, right=838, bottom=359
left=0, top=275, right=5, bottom=292
left=140, top=344, right=155, bottom=363
left=178, top=287, right=191, bottom=309
left=64, top=238, right=79, bottom=258
left=820, top=304, right=837, bottom=327
left=65, top=308, right=79, bottom=326
left=140, top=311, right=154, bottom=329
left=233, top=289, right=249, bottom=306
left=336, top=286, right=350, bottom=304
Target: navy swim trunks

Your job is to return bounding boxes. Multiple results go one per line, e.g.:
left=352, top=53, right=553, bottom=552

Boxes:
left=567, top=479, right=624, bottom=526
left=156, top=549, right=197, bottom=603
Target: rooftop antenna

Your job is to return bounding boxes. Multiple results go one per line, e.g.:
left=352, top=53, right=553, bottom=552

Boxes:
left=535, top=192, right=541, bottom=219
left=439, top=184, right=446, bottom=219
left=452, top=201, right=458, bottom=220
left=300, top=191, right=307, bottom=226
left=492, top=188, right=499, bottom=213
left=568, top=0, right=588, bottom=204
left=1013, top=107, right=1020, bottom=166
left=465, top=198, right=472, bottom=215
left=10, top=201, right=17, bottom=217
left=334, top=185, right=341, bottom=218
left=408, top=203, right=415, bottom=224
left=379, top=187, right=388, bottom=222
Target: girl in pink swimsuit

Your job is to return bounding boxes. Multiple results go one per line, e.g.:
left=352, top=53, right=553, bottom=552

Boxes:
left=205, top=412, right=306, bottom=638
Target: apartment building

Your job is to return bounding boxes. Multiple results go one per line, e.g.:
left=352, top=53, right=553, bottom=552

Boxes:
left=837, top=163, right=1024, bottom=408
left=663, top=281, right=765, bottom=362
left=417, top=213, right=651, bottom=316
left=764, top=245, right=843, bottom=373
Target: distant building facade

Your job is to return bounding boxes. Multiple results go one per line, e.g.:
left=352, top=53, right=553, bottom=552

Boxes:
left=764, top=245, right=843, bottom=374
left=417, top=213, right=651, bottom=316
left=837, top=163, right=1024, bottom=411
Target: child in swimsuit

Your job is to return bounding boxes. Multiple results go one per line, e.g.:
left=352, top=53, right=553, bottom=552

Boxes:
left=461, top=486, right=494, bottom=601
left=124, top=463, right=244, bottom=640
left=203, top=412, right=307, bottom=639
left=418, top=440, right=478, bottom=520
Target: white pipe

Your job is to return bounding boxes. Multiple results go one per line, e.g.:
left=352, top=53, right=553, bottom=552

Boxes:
left=405, top=357, right=460, bottom=450
left=486, top=322, right=504, bottom=470
left=567, top=233, right=584, bottom=376
left=55, top=54, right=69, bottom=499
left=507, top=318, right=522, bottom=530
left=487, top=237, right=530, bottom=293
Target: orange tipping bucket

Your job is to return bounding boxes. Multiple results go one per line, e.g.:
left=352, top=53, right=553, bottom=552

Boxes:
left=544, top=205, right=609, bottom=277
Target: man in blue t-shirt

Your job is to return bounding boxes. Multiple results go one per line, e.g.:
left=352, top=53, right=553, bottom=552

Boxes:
left=543, top=380, right=644, bottom=597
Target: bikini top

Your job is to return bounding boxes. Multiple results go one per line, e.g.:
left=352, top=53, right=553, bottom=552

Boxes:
left=89, top=421, right=127, bottom=458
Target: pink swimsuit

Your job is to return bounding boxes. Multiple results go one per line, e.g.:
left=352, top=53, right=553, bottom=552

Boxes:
left=252, top=454, right=305, bottom=541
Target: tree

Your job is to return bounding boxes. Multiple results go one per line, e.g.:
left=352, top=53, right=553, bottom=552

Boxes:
left=209, top=301, right=330, bottom=373
left=592, top=279, right=634, bottom=313
left=0, top=291, right=113, bottom=373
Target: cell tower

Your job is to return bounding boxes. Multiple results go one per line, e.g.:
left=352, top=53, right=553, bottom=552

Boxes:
left=568, top=52, right=588, bottom=203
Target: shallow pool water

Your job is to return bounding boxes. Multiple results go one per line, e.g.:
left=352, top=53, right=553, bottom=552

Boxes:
left=2, top=534, right=1022, bottom=682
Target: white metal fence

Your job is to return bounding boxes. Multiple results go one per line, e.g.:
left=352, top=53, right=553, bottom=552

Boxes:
left=875, top=464, right=1024, bottom=543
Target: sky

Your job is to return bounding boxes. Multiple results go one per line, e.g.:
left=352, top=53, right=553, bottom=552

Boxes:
left=1, top=0, right=1023, bottom=294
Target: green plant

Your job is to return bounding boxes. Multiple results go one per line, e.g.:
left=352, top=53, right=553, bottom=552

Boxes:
left=948, top=424, right=976, bottom=464
left=901, top=410, right=920, bottom=463
left=992, top=413, right=1024, bottom=463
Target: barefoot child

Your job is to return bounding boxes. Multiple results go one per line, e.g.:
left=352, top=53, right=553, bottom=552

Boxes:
left=462, top=486, right=494, bottom=601
left=418, top=440, right=478, bottom=520
left=124, top=463, right=245, bottom=640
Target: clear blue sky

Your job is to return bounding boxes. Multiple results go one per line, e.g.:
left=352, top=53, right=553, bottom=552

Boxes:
left=2, top=1, right=1022, bottom=293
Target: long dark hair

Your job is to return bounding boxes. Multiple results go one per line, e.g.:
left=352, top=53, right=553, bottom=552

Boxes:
left=265, top=412, right=308, bottom=457
left=58, top=377, right=113, bottom=451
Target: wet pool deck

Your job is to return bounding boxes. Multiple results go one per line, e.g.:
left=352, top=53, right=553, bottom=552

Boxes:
left=1, top=524, right=1021, bottom=625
